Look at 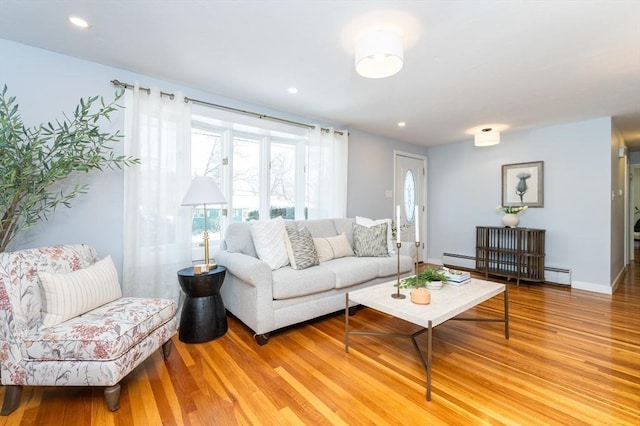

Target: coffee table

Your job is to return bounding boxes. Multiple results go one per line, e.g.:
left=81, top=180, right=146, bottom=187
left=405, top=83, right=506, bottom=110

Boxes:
left=345, top=278, right=509, bottom=401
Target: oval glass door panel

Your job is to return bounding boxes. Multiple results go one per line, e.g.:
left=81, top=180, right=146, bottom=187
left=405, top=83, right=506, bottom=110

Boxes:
left=404, top=170, right=416, bottom=222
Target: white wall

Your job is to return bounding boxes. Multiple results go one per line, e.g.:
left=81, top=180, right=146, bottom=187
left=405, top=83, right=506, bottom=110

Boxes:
left=427, top=118, right=614, bottom=293
left=2, top=38, right=622, bottom=294
left=347, top=130, right=427, bottom=219
left=0, top=39, right=339, bottom=278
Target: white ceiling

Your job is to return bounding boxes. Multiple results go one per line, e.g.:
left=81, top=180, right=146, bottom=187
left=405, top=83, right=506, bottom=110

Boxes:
left=1, top=0, right=639, bottom=149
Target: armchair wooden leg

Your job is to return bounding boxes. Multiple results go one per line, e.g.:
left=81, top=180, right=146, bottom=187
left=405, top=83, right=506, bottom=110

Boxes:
left=161, top=339, right=173, bottom=359
left=1, top=385, right=23, bottom=416
left=104, top=383, right=121, bottom=412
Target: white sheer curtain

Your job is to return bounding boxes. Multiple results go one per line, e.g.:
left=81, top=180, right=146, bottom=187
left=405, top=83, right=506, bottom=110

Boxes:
left=307, top=126, right=349, bottom=218
left=123, top=84, right=192, bottom=303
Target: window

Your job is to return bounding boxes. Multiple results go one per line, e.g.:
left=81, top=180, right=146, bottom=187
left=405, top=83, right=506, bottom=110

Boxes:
left=189, top=108, right=308, bottom=259
left=270, top=141, right=297, bottom=219
left=404, top=169, right=416, bottom=222
left=190, top=126, right=224, bottom=246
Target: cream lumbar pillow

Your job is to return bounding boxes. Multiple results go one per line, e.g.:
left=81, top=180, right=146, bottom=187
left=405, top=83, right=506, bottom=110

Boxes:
left=38, top=255, right=122, bottom=328
left=313, top=233, right=355, bottom=262
left=355, top=216, right=394, bottom=255
left=250, top=217, right=290, bottom=270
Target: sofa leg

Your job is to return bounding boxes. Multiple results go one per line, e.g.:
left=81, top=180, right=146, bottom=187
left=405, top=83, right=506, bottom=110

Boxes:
left=1, top=385, right=23, bottom=416
left=254, top=333, right=270, bottom=346
left=348, top=305, right=359, bottom=316
left=162, top=339, right=173, bottom=359
left=104, top=384, right=121, bottom=412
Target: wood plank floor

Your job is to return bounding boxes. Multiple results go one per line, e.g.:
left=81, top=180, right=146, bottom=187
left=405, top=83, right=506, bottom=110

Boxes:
left=2, top=258, right=639, bottom=425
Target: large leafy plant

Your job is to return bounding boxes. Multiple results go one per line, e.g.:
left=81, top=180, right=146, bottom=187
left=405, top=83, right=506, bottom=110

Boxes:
left=0, top=85, right=138, bottom=252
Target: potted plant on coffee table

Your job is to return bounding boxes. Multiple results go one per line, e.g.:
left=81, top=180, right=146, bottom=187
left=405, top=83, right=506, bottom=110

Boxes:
left=397, top=267, right=449, bottom=304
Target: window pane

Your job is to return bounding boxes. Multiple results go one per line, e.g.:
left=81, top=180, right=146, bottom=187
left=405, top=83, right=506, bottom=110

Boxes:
left=404, top=170, right=416, bottom=222
left=270, top=142, right=296, bottom=219
left=233, top=137, right=260, bottom=222
left=190, top=128, right=223, bottom=243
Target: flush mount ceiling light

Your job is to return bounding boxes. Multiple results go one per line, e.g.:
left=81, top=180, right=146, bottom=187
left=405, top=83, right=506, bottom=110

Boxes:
left=474, top=128, right=501, bottom=147
left=355, top=30, right=404, bottom=79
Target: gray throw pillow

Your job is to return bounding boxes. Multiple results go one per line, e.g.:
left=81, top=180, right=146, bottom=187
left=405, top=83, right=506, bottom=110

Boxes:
left=284, top=227, right=319, bottom=270
left=353, top=222, right=389, bottom=257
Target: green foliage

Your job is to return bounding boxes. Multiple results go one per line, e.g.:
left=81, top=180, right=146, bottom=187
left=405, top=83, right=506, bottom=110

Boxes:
left=397, top=267, right=449, bottom=288
left=0, top=85, right=139, bottom=251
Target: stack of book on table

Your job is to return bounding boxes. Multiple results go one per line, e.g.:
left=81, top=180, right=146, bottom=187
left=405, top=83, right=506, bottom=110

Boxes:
left=439, top=268, right=471, bottom=285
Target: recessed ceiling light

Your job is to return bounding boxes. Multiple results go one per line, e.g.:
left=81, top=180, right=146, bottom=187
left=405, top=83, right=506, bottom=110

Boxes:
left=68, top=16, right=89, bottom=28
left=287, top=87, right=299, bottom=94
left=397, top=122, right=406, bottom=127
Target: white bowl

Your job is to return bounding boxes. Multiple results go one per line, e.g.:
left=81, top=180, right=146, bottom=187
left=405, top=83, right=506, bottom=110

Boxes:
left=426, top=281, right=443, bottom=290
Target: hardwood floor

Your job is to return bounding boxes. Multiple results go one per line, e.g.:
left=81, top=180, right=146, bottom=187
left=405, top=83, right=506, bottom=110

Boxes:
left=2, top=260, right=639, bottom=425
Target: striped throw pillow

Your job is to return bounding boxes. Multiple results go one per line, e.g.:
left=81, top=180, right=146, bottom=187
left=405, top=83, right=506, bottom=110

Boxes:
left=38, top=255, right=122, bottom=328
left=284, top=227, right=319, bottom=270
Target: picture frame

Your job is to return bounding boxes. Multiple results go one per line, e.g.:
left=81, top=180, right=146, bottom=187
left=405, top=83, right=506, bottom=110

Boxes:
left=501, top=161, right=544, bottom=207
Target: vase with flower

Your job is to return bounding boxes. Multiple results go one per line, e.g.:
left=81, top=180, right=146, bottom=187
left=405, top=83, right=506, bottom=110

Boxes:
left=496, top=205, right=528, bottom=228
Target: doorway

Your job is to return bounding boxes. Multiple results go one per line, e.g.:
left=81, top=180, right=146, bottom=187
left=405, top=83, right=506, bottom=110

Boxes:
left=394, top=151, right=427, bottom=262
left=631, top=165, right=640, bottom=261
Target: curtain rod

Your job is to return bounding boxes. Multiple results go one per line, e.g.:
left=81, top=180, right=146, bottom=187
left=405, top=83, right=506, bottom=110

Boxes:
left=110, top=79, right=343, bottom=135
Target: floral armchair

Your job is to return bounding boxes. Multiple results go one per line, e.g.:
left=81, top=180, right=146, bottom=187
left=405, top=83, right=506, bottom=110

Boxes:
left=0, top=244, right=177, bottom=415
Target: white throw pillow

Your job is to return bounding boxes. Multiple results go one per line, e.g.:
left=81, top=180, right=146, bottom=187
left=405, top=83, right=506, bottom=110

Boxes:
left=250, top=217, right=290, bottom=270
left=38, top=255, right=122, bottom=328
left=313, top=233, right=355, bottom=262
left=355, top=216, right=394, bottom=254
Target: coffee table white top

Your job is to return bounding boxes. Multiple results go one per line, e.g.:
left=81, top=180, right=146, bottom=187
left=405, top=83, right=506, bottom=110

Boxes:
left=348, top=278, right=505, bottom=328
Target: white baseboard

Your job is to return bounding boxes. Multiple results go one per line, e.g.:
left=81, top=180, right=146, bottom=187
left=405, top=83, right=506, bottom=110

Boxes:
left=570, top=280, right=613, bottom=295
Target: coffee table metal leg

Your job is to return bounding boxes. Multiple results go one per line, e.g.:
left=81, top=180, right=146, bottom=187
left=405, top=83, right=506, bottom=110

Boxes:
left=427, top=320, right=433, bottom=401
left=504, top=286, right=510, bottom=339
left=345, top=293, right=350, bottom=353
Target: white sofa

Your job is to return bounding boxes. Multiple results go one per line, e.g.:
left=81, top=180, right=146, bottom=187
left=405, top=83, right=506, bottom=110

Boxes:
left=214, top=218, right=414, bottom=345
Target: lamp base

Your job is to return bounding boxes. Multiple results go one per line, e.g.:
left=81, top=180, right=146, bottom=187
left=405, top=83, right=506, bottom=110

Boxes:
left=391, top=293, right=406, bottom=299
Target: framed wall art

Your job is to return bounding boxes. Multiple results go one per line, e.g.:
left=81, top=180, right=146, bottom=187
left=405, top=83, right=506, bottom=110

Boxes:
left=501, top=161, right=544, bottom=207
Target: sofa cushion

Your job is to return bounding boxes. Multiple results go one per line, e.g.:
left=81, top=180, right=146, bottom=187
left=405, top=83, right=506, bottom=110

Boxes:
left=371, top=254, right=415, bottom=277
left=356, top=216, right=395, bottom=255
left=313, top=233, right=354, bottom=262
left=353, top=222, right=389, bottom=257
left=250, top=217, right=290, bottom=270
left=225, top=222, right=258, bottom=258
left=24, top=297, right=176, bottom=361
left=284, top=227, right=319, bottom=270
left=333, top=218, right=355, bottom=247
left=301, top=220, right=338, bottom=238
left=38, top=256, right=123, bottom=328
left=272, top=266, right=336, bottom=299
left=319, top=257, right=380, bottom=289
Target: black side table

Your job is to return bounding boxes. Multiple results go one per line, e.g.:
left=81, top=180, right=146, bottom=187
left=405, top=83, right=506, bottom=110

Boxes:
left=177, top=265, right=227, bottom=343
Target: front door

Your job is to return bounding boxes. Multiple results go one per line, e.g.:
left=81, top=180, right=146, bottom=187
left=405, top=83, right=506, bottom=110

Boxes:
left=395, top=152, right=426, bottom=262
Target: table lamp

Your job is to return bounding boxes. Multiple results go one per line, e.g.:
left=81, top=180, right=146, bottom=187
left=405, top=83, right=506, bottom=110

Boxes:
left=181, top=176, right=226, bottom=271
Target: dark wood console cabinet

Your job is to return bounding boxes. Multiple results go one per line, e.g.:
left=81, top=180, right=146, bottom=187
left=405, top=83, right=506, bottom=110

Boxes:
left=476, top=226, right=546, bottom=285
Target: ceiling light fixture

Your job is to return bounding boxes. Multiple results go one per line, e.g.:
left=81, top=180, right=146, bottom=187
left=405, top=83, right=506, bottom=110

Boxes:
left=474, top=128, right=500, bottom=147
left=287, top=87, right=299, bottom=94
left=397, top=122, right=406, bottom=127
left=68, top=15, right=89, bottom=28
left=355, top=30, right=404, bottom=79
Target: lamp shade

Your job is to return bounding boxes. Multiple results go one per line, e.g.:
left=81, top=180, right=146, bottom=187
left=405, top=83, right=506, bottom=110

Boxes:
left=355, top=30, right=404, bottom=79
left=474, top=128, right=500, bottom=147
left=181, top=176, right=226, bottom=206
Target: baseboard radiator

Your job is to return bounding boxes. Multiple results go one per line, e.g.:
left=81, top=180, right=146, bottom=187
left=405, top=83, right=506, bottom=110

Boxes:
left=442, top=252, right=572, bottom=286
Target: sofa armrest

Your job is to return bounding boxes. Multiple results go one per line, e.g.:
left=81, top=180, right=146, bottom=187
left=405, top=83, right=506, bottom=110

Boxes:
left=214, top=250, right=273, bottom=288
